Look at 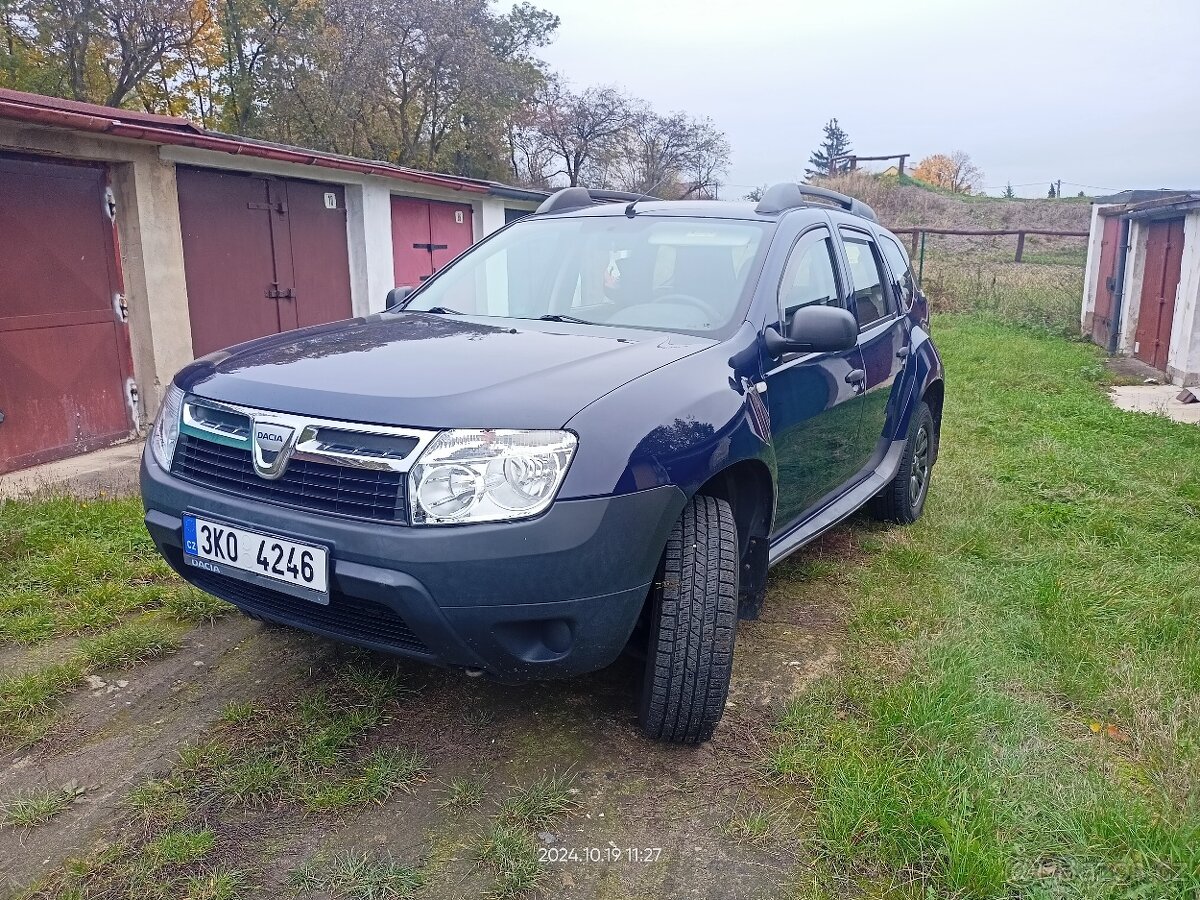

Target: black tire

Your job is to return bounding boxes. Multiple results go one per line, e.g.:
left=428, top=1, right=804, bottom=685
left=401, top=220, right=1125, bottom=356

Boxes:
left=638, top=494, right=738, bottom=744
left=869, top=400, right=936, bottom=524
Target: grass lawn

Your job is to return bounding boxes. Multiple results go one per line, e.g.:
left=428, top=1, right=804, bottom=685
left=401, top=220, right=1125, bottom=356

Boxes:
left=0, top=497, right=231, bottom=745
left=772, top=316, right=1200, bottom=897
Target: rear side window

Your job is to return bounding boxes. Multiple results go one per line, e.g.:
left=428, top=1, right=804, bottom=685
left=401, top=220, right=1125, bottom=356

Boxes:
left=777, top=229, right=842, bottom=323
left=879, top=234, right=916, bottom=311
left=840, top=230, right=895, bottom=330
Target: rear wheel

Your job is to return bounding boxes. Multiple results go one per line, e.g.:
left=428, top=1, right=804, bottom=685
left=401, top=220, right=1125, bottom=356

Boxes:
left=638, top=495, right=738, bottom=744
left=869, top=400, right=935, bottom=524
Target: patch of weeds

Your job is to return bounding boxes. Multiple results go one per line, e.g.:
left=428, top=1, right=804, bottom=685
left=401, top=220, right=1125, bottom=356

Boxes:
left=183, top=870, right=244, bottom=900
left=126, top=777, right=193, bottom=825
left=339, top=661, right=417, bottom=701
left=438, top=774, right=487, bottom=811
left=177, top=739, right=234, bottom=775
left=219, top=700, right=256, bottom=724
left=303, top=747, right=428, bottom=811
left=478, top=820, right=541, bottom=898
left=462, top=704, right=496, bottom=729
left=497, top=772, right=576, bottom=829
left=77, top=618, right=182, bottom=669
left=723, top=797, right=795, bottom=845
left=477, top=773, right=576, bottom=897
left=144, top=827, right=216, bottom=868
left=291, top=850, right=423, bottom=899
left=0, top=661, right=83, bottom=726
left=164, top=587, right=233, bottom=624
left=225, top=753, right=290, bottom=806
left=2, top=786, right=76, bottom=827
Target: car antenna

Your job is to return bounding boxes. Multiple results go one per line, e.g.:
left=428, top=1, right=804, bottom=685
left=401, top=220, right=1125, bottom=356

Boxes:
left=624, top=175, right=671, bottom=217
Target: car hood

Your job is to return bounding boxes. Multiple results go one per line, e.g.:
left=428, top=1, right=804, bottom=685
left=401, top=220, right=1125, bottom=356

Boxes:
left=182, top=312, right=714, bottom=429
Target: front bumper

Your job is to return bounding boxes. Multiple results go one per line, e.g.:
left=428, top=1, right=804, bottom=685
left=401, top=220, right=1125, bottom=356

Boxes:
left=141, top=455, right=686, bottom=680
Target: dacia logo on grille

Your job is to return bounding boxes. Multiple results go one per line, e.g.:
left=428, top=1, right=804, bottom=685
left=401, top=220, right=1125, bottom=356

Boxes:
left=251, top=419, right=297, bottom=480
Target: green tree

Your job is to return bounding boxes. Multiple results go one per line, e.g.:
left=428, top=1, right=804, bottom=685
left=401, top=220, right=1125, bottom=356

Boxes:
left=1003, top=182, right=1016, bottom=199
left=1047, top=182, right=1057, bottom=198
left=806, top=117, right=851, bottom=179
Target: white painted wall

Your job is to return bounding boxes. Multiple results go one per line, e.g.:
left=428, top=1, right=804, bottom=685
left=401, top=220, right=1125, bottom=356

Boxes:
left=346, top=180, right=397, bottom=316
left=1081, top=204, right=1105, bottom=331
left=1117, top=220, right=1148, bottom=354
left=1166, top=210, right=1200, bottom=386
left=477, top=197, right=508, bottom=239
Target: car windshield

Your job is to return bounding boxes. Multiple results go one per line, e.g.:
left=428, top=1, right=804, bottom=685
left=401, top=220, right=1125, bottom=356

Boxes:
left=404, top=215, right=770, bottom=335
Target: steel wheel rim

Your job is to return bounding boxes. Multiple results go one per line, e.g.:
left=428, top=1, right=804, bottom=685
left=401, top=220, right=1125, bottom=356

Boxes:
left=909, top=424, right=930, bottom=507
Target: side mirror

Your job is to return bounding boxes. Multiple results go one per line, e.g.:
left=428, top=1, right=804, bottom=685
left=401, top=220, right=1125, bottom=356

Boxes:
left=764, top=305, right=857, bottom=356
left=385, top=286, right=414, bottom=310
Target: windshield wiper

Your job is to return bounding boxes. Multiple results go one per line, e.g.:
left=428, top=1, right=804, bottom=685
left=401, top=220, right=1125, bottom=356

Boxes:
left=423, top=306, right=463, bottom=315
left=537, top=314, right=595, bottom=325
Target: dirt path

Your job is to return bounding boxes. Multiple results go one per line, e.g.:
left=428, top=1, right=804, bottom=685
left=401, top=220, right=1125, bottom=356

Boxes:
left=1, top=530, right=857, bottom=899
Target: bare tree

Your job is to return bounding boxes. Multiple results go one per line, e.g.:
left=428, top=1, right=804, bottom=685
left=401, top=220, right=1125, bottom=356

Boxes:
left=536, top=81, right=633, bottom=186
left=678, top=116, right=729, bottom=199
left=612, top=107, right=729, bottom=198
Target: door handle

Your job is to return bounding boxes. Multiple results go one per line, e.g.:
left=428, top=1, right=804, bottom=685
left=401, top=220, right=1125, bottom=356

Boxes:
left=896, top=346, right=910, bottom=359
left=846, top=369, right=866, bottom=384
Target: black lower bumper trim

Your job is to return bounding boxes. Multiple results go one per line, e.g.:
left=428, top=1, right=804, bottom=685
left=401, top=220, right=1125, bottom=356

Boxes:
left=179, top=556, right=430, bottom=655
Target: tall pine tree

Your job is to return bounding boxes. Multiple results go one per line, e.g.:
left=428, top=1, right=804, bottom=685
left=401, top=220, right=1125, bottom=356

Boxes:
left=1047, top=183, right=1057, bottom=198
left=806, top=118, right=852, bottom=178
left=1003, top=182, right=1016, bottom=199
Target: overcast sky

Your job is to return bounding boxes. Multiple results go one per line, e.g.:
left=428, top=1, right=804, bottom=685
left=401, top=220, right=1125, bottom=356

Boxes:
left=531, top=0, right=1200, bottom=198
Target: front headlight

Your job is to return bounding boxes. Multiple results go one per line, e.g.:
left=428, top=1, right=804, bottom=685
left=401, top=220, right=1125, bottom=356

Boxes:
left=409, top=429, right=577, bottom=525
left=149, top=385, right=185, bottom=471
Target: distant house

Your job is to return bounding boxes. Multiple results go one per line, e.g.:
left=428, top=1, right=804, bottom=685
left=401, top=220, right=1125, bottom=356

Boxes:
left=1081, top=190, right=1200, bottom=385
left=0, top=88, right=547, bottom=474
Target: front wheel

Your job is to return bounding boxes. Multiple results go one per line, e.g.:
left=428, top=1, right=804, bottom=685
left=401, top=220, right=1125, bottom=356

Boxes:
left=638, top=495, right=738, bottom=744
left=869, top=400, right=936, bottom=524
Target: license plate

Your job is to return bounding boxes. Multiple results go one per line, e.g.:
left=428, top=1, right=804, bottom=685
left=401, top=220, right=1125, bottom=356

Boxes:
left=183, top=515, right=329, bottom=594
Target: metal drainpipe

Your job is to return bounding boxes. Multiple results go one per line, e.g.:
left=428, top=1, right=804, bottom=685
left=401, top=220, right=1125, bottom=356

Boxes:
left=1107, top=216, right=1132, bottom=353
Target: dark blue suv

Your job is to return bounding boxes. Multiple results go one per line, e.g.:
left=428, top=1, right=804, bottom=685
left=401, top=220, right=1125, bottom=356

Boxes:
left=141, top=183, right=944, bottom=744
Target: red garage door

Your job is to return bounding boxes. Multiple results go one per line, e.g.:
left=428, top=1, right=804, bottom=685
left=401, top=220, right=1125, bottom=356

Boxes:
left=1091, top=214, right=1123, bottom=349
left=0, top=155, right=133, bottom=474
left=391, top=197, right=473, bottom=288
left=177, top=167, right=353, bottom=358
left=1134, top=218, right=1185, bottom=371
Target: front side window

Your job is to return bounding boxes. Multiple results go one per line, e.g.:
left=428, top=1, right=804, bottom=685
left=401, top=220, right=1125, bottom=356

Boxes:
left=840, top=230, right=895, bottom=330
left=405, top=216, right=771, bottom=337
left=777, top=229, right=843, bottom=323
left=879, top=234, right=916, bottom=311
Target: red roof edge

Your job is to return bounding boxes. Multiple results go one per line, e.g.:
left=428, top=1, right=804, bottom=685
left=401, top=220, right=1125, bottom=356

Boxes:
left=0, top=88, right=487, bottom=194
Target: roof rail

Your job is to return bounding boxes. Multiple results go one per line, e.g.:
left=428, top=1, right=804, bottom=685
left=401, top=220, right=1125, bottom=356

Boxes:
left=755, top=182, right=878, bottom=222
left=535, top=187, right=657, bottom=215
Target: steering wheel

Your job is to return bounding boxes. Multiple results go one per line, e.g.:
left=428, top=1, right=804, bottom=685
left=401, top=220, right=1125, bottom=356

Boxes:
left=653, top=292, right=725, bottom=326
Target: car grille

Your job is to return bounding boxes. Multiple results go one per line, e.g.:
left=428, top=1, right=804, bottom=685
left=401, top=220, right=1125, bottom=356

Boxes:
left=172, top=434, right=407, bottom=523
left=184, top=565, right=430, bottom=656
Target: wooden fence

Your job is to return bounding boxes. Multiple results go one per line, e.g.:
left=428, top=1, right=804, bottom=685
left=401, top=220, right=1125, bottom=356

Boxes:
left=890, top=227, right=1089, bottom=264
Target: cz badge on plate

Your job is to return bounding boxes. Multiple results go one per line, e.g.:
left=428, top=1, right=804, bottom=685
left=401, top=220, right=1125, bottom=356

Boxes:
left=183, top=514, right=329, bottom=601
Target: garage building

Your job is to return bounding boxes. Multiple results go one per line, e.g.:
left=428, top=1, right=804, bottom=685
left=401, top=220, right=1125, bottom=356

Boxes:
left=0, top=88, right=546, bottom=474
left=1081, top=190, right=1200, bottom=385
